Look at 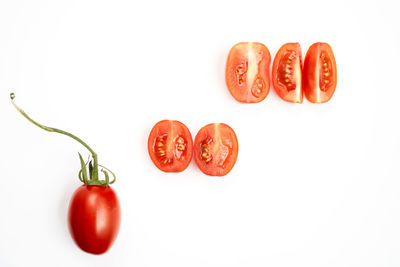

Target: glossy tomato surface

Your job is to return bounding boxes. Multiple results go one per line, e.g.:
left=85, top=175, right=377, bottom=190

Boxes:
left=68, top=185, right=121, bottom=255
left=148, top=120, right=193, bottom=172
left=272, top=43, right=303, bottom=103
left=226, top=42, right=271, bottom=103
left=194, top=123, right=238, bottom=176
left=303, top=42, right=337, bottom=103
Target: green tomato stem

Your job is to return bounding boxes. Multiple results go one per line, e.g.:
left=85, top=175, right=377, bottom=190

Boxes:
left=10, top=93, right=102, bottom=182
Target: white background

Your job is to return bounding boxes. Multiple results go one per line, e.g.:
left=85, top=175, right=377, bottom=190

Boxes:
left=1, top=0, right=399, bottom=266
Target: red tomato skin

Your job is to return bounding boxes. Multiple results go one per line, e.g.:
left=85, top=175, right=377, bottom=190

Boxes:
left=303, top=42, right=337, bottom=103
left=225, top=42, right=271, bottom=103
left=272, top=43, right=303, bottom=103
left=68, top=185, right=121, bottom=255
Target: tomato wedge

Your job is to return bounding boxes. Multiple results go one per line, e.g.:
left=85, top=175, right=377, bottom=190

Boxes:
left=148, top=120, right=193, bottom=172
left=225, top=42, right=271, bottom=103
left=194, top=123, right=238, bottom=176
left=272, top=43, right=303, bottom=103
left=303, top=42, right=337, bottom=103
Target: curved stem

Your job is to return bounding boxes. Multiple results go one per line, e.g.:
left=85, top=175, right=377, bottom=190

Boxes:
left=10, top=93, right=99, bottom=180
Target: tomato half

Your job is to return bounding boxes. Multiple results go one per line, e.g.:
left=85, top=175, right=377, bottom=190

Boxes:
left=68, top=185, right=121, bottom=255
left=272, top=43, right=303, bottom=103
left=194, top=123, right=238, bottom=176
left=303, top=42, right=337, bottom=103
left=225, top=42, right=271, bottom=103
left=148, top=120, right=193, bottom=172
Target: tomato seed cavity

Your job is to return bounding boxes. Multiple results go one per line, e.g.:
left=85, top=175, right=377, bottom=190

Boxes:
left=200, top=138, right=213, bottom=163
left=236, top=62, right=248, bottom=85
left=319, top=53, right=332, bottom=92
left=174, top=136, right=187, bottom=159
left=155, top=134, right=189, bottom=165
left=155, top=135, right=173, bottom=165
left=278, top=51, right=297, bottom=91
left=251, top=76, right=265, bottom=97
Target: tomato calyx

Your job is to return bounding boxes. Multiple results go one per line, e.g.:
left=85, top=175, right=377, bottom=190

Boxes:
left=10, top=93, right=115, bottom=186
left=77, top=153, right=116, bottom=186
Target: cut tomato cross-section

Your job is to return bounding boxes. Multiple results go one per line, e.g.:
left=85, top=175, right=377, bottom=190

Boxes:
left=272, top=43, right=303, bottom=103
left=303, top=42, right=337, bottom=103
left=226, top=42, right=271, bottom=103
left=148, top=120, right=193, bottom=172
left=194, top=123, right=238, bottom=176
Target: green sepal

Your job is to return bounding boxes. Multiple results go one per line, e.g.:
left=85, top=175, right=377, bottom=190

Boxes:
left=78, top=153, right=88, bottom=184
left=101, top=169, right=110, bottom=185
left=78, top=170, right=84, bottom=182
left=88, top=160, right=93, bottom=181
left=98, top=164, right=116, bottom=184
left=109, top=173, right=116, bottom=184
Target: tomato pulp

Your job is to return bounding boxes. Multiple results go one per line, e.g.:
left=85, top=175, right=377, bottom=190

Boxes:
left=272, top=43, right=303, bottom=103
left=194, top=123, right=238, bottom=176
left=148, top=120, right=193, bottom=172
left=68, top=185, right=121, bottom=255
left=226, top=42, right=271, bottom=103
left=303, top=42, right=337, bottom=103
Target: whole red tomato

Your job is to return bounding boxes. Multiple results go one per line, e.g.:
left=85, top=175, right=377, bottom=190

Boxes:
left=68, top=185, right=121, bottom=255
left=10, top=93, right=121, bottom=255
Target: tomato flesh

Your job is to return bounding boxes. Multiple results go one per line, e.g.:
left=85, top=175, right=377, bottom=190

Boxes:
left=148, top=120, right=193, bottom=172
left=68, top=185, right=121, bottom=255
left=272, top=43, right=303, bottom=103
left=194, top=123, right=238, bottom=176
left=303, top=42, right=337, bottom=103
left=226, top=42, right=271, bottom=103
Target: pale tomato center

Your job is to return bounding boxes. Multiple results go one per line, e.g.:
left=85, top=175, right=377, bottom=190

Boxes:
left=234, top=43, right=266, bottom=100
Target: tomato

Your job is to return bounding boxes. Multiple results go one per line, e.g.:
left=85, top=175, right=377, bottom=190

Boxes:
left=225, top=42, right=271, bottom=103
left=303, top=42, right=337, bottom=103
left=272, top=43, right=303, bottom=103
left=11, top=93, right=121, bottom=255
left=68, top=185, right=121, bottom=255
left=193, top=123, right=238, bottom=176
left=148, top=120, right=193, bottom=172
